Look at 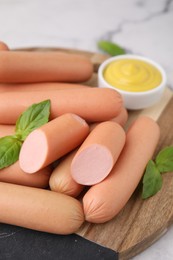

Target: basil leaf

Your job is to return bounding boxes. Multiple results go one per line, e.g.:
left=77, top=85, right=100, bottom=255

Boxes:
left=15, top=100, right=51, bottom=141
left=142, top=160, right=162, bottom=199
left=155, top=146, right=173, bottom=173
left=97, top=40, right=126, bottom=56
left=0, top=136, right=22, bottom=169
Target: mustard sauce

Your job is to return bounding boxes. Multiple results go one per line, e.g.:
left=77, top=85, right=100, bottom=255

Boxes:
left=103, top=59, right=162, bottom=92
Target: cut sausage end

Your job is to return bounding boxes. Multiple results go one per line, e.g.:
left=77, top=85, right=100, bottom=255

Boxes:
left=71, top=144, right=114, bottom=185
left=19, top=129, right=48, bottom=174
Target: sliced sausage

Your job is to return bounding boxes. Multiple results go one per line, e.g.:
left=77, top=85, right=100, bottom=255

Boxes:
left=0, top=124, right=51, bottom=187
left=71, top=121, right=126, bottom=185
left=19, top=113, right=89, bottom=173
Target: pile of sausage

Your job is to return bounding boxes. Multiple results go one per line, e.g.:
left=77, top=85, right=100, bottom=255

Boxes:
left=0, top=41, right=160, bottom=235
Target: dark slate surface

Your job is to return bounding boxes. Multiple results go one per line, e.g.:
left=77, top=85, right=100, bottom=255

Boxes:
left=0, top=224, right=118, bottom=260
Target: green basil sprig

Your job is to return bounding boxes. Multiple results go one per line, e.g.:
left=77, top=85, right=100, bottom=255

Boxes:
left=0, top=100, right=50, bottom=169
left=142, top=146, right=173, bottom=199
left=97, top=40, right=126, bottom=56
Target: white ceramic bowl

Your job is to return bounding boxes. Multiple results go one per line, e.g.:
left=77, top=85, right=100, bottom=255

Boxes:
left=98, top=54, right=167, bottom=110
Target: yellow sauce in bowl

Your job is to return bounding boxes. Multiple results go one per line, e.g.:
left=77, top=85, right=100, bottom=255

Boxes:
left=103, top=59, right=162, bottom=92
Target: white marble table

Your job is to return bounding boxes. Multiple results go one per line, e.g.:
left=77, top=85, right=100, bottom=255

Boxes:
left=0, top=0, right=173, bottom=259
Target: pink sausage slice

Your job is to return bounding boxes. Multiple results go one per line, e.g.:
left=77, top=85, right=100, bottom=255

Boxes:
left=0, top=124, right=52, bottom=187
left=0, top=182, right=84, bottom=234
left=71, top=121, right=126, bottom=185
left=0, top=51, right=93, bottom=83
left=83, top=116, right=160, bottom=223
left=0, top=88, right=123, bottom=124
left=19, top=113, right=89, bottom=174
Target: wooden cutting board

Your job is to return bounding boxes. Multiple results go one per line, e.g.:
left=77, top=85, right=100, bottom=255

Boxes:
left=18, top=47, right=173, bottom=259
